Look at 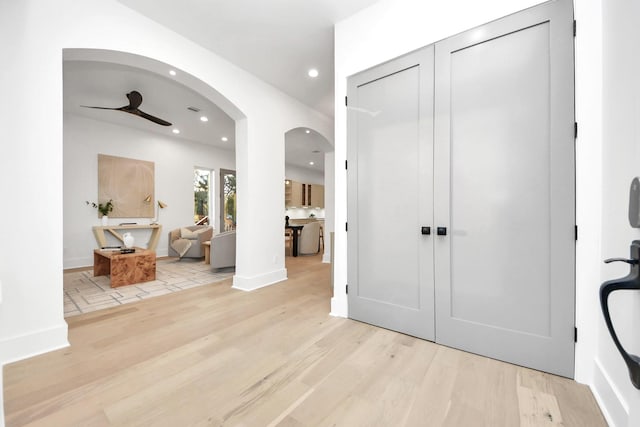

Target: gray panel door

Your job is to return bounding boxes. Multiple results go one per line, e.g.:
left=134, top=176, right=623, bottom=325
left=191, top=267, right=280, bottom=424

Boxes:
left=434, top=0, right=575, bottom=377
left=347, top=47, right=435, bottom=340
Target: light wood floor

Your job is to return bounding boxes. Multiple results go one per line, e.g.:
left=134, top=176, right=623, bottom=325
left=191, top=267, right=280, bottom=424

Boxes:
left=4, top=255, right=606, bottom=426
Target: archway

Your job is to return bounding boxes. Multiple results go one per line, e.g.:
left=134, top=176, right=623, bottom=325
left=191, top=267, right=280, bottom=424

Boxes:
left=284, top=127, right=334, bottom=262
left=62, top=48, right=247, bottom=314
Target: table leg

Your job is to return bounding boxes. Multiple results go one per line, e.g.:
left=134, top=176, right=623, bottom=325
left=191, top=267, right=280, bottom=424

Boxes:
left=94, top=252, right=111, bottom=276
left=292, top=229, right=299, bottom=257
left=203, top=242, right=211, bottom=264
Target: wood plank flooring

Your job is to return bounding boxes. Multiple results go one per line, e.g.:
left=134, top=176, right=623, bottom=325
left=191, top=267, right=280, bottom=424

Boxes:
left=4, top=255, right=606, bottom=426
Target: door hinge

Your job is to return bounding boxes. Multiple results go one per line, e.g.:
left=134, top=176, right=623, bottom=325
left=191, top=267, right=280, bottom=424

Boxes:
left=574, top=122, right=578, bottom=139
left=346, top=284, right=349, bottom=294
left=345, top=96, right=348, bottom=106
left=345, top=160, right=348, bottom=170
left=346, top=222, right=348, bottom=232
left=573, top=20, right=577, bottom=37
left=575, top=225, right=578, bottom=241
left=574, top=327, right=578, bottom=342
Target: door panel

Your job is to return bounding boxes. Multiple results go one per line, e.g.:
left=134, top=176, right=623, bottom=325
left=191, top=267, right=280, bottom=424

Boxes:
left=347, top=47, right=435, bottom=340
left=434, top=0, right=575, bottom=377
left=449, top=23, right=552, bottom=335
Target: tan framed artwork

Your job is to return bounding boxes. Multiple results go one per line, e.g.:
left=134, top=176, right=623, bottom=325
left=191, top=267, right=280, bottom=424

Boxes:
left=98, top=154, right=155, bottom=218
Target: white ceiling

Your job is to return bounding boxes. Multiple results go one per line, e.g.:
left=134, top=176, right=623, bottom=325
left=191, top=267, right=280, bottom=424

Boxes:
left=64, top=60, right=236, bottom=149
left=117, top=0, right=381, bottom=118
left=64, top=0, right=381, bottom=172
left=63, top=60, right=331, bottom=172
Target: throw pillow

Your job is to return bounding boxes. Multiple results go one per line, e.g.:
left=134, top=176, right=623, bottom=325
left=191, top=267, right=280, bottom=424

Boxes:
left=181, top=227, right=208, bottom=239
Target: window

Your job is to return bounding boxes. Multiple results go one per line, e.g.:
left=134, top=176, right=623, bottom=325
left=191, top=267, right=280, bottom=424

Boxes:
left=220, top=169, right=236, bottom=231
left=194, top=168, right=213, bottom=225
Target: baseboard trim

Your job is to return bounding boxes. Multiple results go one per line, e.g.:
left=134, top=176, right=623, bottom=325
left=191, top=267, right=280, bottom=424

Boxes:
left=330, top=295, right=348, bottom=318
left=1, top=322, right=69, bottom=365
left=592, top=357, right=628, bottom=427
left=64, top=256, right=93, bottom=270
left=232, top=268, right=287, bottom=291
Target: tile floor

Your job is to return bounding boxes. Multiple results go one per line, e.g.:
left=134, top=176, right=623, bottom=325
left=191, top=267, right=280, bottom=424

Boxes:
left=64, top=258, right=234, bottom=317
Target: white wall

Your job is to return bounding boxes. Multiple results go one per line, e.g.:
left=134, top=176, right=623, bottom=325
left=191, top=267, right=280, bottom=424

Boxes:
left=64, top=113, right=235, bottom=268
left=573, top=0, right=603, bottom=391
left=323, top=152, right=335, bottom=264
left=285, top=164, right=325, bottom=186
left=333, top=0, right=625, bottom=424
left=594, top=1, right=640, bottom=425
left=0, top=0, right=333, bottom=378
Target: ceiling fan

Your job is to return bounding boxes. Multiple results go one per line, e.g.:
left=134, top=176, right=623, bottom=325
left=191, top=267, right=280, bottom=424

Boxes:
left=82, top=91, right=172, bottom=126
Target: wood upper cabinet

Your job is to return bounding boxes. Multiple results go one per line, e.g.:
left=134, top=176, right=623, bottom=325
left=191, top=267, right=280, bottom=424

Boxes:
left=285, top=180, right=303, bottom=207
left=285, top=179, right=324, bottom=208
left=310, top=184, right=324, bottom=208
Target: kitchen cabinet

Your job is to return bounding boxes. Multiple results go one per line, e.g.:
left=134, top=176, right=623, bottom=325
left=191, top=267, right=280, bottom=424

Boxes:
left=285, top=179, right=324, bottom=208
left=310, top=184, right=324, bottom=208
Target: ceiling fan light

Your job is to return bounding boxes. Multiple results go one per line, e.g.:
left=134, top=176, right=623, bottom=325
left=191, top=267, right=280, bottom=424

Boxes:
left=200, top=116, right=209, bottom=122
left=172, top=128, right=180, bottom=134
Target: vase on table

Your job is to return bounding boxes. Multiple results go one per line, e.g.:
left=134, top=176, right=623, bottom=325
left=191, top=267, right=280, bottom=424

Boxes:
left=101, top=215, right=109, bottom=226
left=123, top=232, right=135, bottom=249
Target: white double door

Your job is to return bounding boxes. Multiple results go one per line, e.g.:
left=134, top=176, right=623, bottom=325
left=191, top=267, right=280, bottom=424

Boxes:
left=347, top=0, right=575, bottom=377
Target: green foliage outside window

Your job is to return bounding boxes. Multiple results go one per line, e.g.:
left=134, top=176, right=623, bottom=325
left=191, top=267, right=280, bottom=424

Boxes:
left=194, top=169, right=209, bottom=224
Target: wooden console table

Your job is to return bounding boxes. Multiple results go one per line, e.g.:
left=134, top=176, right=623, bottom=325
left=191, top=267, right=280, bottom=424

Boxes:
left=92, top=224, right=162, bottom=251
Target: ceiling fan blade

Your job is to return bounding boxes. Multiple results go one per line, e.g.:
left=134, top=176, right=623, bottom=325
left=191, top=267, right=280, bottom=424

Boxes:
left=81, top=91, right=171, bottom=126
left=81, top=105, right=123, bottom=110
left=131, top=109, right=173, bottom=126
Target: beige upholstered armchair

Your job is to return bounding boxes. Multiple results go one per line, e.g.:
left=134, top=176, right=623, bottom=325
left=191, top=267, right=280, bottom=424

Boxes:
left=210, top=230, right=236, bottom=269
left=168, top=225, right=213, bottom=259
left=298, top=221, right=321, bottom=255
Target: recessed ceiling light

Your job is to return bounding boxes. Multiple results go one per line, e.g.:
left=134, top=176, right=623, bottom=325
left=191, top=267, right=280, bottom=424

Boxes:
left=308, top=68, right=319, bottom=78
left=309, top=161, right=315, bottom=165
left=305, top=129, right=311, bottom=134
left=200, top=116, right=208, bottom=122
left=169, top=70, right=177, bottom=76
left=172, top=128, right=180, bottom=134
left=221, top=136, right=228, bottom=142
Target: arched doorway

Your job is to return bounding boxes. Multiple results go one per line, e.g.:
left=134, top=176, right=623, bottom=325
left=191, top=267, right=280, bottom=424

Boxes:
left=284, top=127, right=333, bottom=261
left=62, top=48, right=247, bottom=315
